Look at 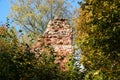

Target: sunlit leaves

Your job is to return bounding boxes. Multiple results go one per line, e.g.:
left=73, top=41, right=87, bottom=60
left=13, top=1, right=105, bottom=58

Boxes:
left=9, top=0, right=74, bottom=34
left=75, top=0, right=120, bottom=79
left=9, top=0, right=76, bottom=44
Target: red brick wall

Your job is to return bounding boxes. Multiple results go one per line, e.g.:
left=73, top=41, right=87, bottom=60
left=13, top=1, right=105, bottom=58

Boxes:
left=31, top=18, right=73, bottom=71
left=44, top=18, right=73, bottom=71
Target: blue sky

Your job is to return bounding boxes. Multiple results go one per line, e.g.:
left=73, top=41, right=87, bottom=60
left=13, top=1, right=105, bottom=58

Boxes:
left=0, top=0, right=80, bottom=24
left=0, top=0, right=10, bottom=24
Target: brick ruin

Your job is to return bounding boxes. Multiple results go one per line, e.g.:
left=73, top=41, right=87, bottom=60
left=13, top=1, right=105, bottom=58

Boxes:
left=31, top=18, right=73, bottom=71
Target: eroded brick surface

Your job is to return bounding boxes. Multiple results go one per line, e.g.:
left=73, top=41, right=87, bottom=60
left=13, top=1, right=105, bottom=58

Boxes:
left=31, top=18, right=73, bottom=71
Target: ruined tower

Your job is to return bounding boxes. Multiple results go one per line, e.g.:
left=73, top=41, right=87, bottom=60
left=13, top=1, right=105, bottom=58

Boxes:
left=44, top=18, right=73, bottom=70
left=31, top=18, right=73, bottom=71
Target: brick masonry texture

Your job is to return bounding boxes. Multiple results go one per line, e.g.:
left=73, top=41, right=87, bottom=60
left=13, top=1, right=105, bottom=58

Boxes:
left=31, top=18, right=73, bottom=71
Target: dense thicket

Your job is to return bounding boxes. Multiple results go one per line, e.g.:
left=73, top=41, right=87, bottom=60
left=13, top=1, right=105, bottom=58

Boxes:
left=0, top=0, right=82, bottom=79
left=1, top=0, right=120, bottom=79
left=75, top=0, right=120, bottom=79
left=0, top=26, right=82, bottom=80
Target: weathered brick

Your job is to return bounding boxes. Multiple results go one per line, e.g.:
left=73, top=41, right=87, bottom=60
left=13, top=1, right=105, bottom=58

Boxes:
left=31, top=18, right=73, bottom=71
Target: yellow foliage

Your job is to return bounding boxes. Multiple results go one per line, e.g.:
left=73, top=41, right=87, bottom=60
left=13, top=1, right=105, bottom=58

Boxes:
left=93, top=70, right=100, bottom=76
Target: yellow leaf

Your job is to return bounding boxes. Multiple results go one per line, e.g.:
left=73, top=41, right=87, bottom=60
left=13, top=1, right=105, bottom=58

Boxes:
left=93, top=70, right=100, bottom=76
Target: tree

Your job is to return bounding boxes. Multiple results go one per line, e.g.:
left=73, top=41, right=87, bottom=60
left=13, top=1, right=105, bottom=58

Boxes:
left=0, top=26, right=21, bottom=80
left=0, top=25, right=82, bottom=80
left=0, top=25, right=59, bottom=79
left=75, top=0, right=120, bottom=79
left=9, top=0, right=75, bottom=35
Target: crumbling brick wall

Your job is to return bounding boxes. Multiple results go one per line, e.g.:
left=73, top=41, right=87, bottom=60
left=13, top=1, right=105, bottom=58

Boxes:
left=31, top=18, right=73, bottom=71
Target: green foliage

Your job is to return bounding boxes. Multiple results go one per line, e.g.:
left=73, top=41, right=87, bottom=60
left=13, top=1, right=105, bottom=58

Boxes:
left=75, top=0, right=120, bottom=79
left=8, top=0, right=77, bottom=44
left=0, top=26, right=82, bottom=80
left=0, top=26, right=21, bottom=80
left=9, top=0, right=75, bottom=34
left=76, top=0, right=120, bottom=80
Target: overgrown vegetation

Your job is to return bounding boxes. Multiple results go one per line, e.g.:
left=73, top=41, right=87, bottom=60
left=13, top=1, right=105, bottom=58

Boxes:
left=0, top=0, right=120, bottom=80
left=75, top=0, right=120, bottom=79
left=0, top=26, right=82, bottom=80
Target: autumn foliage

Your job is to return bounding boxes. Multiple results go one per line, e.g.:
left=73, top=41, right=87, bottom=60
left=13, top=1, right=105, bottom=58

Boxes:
left=75, top=0, right=120, bottom=79
left=0, top=0, right=120, bottom=80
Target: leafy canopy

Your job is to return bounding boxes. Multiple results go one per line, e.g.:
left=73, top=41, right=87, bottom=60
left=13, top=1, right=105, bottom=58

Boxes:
left=75, top=0, right=120, bottom=79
